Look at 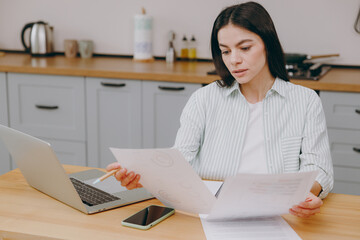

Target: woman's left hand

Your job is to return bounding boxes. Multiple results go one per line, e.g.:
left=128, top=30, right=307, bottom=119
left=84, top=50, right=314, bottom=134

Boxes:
left=289, top=192, right=323, bottom=218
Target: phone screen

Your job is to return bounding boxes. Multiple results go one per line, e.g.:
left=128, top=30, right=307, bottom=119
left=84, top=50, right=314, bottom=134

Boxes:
left=123, top=205, right=174, bottom=227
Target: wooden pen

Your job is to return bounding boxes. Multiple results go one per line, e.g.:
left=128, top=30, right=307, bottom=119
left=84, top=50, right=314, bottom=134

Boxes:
left=92, top=169, right=118, bottom=184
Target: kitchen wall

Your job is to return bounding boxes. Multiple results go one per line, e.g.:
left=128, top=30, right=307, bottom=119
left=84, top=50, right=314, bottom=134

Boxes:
left=0, top=0, right=359, bottom=65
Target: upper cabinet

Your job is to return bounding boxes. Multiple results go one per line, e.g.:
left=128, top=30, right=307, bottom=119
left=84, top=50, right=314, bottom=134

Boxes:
left=142, top=81, right=201, bottom=148
left=0, top=73, right=11, bottom=175
left=86, top=77, right=142, bottom=168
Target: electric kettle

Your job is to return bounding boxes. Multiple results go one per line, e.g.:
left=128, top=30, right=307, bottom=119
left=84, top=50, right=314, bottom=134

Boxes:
left=21, top=21, right=54, bottom=56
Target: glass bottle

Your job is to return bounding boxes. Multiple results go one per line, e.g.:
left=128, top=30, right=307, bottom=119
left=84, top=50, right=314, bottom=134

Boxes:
left=188, top=35, right=197, bottom=61
left=180, top=35, right=188, bottom=60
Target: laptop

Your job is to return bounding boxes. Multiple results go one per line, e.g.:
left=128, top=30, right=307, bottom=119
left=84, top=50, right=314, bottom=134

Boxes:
left=0, top=125, right=153, bottom=214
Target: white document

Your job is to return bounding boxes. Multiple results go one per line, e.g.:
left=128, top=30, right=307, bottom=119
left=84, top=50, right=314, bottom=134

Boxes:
left=200, top=216, right=301, bottom=240
left=110, top=148, right=317, bottom=219
left=207, top=171, right=317, bottom=220
left=110, top=148, right=216, bottom=214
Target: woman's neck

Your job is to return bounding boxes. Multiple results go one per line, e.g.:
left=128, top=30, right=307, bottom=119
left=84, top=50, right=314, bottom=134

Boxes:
left=239, top=70, right=275, bottom=104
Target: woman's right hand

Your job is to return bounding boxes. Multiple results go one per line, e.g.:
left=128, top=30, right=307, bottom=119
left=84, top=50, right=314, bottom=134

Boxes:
left=106, top=162, right=143, bottom=190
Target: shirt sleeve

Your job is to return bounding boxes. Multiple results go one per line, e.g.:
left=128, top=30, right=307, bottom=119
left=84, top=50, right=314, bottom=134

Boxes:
left=299, top=91, right=334, bottom=199
left=173, top=90, right=205, bottom=164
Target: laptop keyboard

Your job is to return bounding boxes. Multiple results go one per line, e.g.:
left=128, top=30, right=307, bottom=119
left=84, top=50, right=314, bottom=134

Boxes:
left=70, top=177, right=120, bottom=206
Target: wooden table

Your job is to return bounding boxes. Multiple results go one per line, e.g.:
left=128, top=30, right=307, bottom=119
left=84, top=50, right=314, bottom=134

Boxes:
left=1, top=165, right=359, bottom=240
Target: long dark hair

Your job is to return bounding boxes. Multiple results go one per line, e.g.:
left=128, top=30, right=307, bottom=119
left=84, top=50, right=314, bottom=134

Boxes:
left=211, top=1, right=289, bottom=87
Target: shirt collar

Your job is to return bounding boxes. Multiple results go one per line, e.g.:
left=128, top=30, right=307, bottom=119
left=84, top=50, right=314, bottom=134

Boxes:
left=268, top=77, right=287, bottom=98
left=224, top=77, right=288, bottom=98
left=224, top=81, right=241, bottom=97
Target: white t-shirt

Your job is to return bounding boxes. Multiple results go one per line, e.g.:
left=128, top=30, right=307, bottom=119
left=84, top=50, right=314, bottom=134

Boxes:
left=238, top=101, right=268, bottom=174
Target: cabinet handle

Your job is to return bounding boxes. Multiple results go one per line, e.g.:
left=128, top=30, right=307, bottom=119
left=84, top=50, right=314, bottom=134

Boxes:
left=101, top=82, right=126, bottom=88
left=158, top=86, right=185, bottom=91
left=353, top=147, right=360, bottom=153
left=35, top=104, right=59, bottom=110
left=355, top=109, right=360, bottom=114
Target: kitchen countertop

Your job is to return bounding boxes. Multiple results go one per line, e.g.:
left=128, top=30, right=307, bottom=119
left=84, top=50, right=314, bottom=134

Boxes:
left=0, top=53, right=359, bottom=92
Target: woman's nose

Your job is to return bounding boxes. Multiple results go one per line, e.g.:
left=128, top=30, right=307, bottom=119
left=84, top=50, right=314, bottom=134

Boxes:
left=230, top=50, right=243, bottom=65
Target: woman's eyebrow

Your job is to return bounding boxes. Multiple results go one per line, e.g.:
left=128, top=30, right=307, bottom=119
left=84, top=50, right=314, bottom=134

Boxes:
left=219, top=39, right=253, bottom=48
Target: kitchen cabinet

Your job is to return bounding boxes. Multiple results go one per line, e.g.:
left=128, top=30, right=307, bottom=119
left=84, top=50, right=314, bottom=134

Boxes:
left=142, top=81, right=201, bottom=148
left=7, top=73, right=86, bottom=166
left=0, top=73, right=11, bottom=175
left=321, top=91, right=360, bottom=195
left=86, top=77, right=142, bottom=168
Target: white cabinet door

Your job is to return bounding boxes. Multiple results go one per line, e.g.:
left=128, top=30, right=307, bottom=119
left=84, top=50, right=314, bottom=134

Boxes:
left=8, top=73, right=86, bottom=141
left=142, top=81, right=201, bottom=148
left=7, top=73, right=86, bottom=167
left=0, top=73, right=11, bottom=174
left=320, top=91, right=360, bottom=195
left=86, top=78, right=142, bottom=168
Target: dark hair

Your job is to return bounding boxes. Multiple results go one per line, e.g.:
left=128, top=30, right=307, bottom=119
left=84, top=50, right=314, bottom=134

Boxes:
left=211, top=1, right=289, bottom=87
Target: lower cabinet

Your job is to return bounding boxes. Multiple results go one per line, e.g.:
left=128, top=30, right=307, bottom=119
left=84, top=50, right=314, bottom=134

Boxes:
left=0, top=73, right=11, bottom=175
left=7, top=73, right=86, bottom=166
left=142, top=81, right=201, bottom=148
left=321, top=91, right=360, bottom=195
left=2, top=72, right=201, bottom=171
left=86, top=78, right=142, bottom=168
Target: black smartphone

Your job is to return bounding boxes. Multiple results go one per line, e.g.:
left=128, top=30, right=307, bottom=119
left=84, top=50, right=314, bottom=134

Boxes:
left=122, top=205, right=175, bottom=230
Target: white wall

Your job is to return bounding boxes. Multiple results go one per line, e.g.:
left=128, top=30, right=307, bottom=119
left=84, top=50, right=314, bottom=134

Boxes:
left=0, top=0, right=359, bottom=65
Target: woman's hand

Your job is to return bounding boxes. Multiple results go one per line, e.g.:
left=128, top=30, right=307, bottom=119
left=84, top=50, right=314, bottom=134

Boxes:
left=106, top=162, right=143, bottom=190
left=289, top=192, right=323, bottom=218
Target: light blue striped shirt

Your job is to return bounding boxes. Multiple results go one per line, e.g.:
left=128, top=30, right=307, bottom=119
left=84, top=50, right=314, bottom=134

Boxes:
left=174, top=78, right=334, bottom=199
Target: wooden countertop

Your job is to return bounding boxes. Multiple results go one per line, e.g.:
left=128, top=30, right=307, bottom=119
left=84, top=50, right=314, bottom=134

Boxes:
left=0, top=53, right=359, bottom=92
left=0, top=53, right=218, bottom=84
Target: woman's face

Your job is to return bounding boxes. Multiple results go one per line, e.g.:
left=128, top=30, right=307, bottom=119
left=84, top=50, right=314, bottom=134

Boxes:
left=218, top=24, right=270, bottom=85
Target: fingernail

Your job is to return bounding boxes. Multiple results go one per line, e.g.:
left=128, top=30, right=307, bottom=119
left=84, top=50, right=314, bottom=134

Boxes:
left=305, top=198, right=312, bottom=202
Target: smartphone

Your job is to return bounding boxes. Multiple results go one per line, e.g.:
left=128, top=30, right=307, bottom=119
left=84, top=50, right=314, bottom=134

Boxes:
left=122, top=205, right=175, bottom=230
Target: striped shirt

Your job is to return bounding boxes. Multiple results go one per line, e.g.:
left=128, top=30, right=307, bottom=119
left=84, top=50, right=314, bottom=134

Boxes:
left=174, top=78, right=334, bottom=199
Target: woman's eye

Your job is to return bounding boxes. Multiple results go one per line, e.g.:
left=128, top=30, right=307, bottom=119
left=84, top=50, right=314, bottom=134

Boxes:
left=241, top=46, right=251, bottom=51
left=221, top=50, right=230, bottom=55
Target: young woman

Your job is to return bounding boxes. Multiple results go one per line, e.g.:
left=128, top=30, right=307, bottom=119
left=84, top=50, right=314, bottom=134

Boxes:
left=107, top=2, right=333, bottom=218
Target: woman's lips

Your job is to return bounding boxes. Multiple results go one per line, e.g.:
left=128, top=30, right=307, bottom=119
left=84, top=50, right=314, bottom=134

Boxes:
left=232, top=69, right=248, bottom=77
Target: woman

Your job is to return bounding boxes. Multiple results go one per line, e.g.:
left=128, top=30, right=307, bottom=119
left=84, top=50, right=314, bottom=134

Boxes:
left=107, top=2, right=333, bottom=218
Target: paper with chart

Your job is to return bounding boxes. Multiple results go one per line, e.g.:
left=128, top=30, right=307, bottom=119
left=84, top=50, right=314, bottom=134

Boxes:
left=110, top=147, right=318, bottom=219
left=110, top=148, right=216, bottom=214
left=206, top=171, right=318, bottom=220
left=200, top=216, right=301, bottom=240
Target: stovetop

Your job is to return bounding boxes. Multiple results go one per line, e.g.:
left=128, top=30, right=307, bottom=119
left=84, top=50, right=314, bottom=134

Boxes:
left=207, top=63, right=331, bottom=81
left=286, top=63, right=331, bottom=81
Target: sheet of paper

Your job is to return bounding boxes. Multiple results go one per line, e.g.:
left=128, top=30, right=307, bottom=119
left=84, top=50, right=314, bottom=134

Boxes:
left=203, top=180, right=223, bottom=196
left=207, top=171, right=318, bottom=220
left=200, top=216, right=301, bottom=240
left=110, top=148, right=216, bottom=214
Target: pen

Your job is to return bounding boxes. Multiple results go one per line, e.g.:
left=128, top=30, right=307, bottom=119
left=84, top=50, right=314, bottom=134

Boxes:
left=93, top=169, right=118, bottom=184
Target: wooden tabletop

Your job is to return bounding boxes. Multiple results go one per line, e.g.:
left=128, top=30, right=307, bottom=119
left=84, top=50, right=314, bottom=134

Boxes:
left=0, top=165, right=359, bottom=240
left=0, top=53, right=360, bottom=92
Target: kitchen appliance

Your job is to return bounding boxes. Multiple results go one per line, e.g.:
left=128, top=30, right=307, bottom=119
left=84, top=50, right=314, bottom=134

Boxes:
left=285, top=53, right=339, bottom=80
left=21, top=21, right=54, bottom=56
left=286, top=62, right=331, bottom=81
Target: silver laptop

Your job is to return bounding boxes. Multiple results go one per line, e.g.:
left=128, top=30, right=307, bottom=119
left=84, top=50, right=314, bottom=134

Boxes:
left=0, top=125, right=153, bottom=214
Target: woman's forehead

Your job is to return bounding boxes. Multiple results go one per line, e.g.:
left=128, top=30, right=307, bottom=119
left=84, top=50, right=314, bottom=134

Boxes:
left=218, top=24, right=261, bottom=45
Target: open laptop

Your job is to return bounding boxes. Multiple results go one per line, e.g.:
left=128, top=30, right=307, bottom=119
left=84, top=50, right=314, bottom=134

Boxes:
left=0, top=125, right=153, bottom=214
